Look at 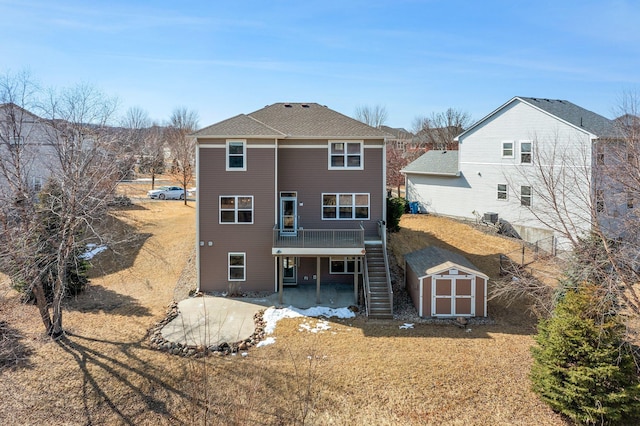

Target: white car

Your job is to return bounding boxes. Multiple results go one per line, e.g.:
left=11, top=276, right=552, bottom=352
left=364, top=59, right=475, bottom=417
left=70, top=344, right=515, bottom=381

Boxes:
left=147, top=186, right=185, bottom=200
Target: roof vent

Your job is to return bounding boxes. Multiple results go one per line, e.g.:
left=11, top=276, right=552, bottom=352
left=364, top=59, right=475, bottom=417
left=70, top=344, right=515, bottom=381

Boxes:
left=301, top=104, right=310, bottom=108
left=284, top=104, right=292, bottom=108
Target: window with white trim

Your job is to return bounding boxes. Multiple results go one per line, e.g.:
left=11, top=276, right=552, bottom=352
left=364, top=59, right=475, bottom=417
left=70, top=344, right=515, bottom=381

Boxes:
left=220, top=196, right=253, bottom=223
left=226, top=140, right=246, bottom=171
left=322, top=193, right=369, bottom=220
left=520, top=141, right=532, bottom=164
left=521, top=186, right=532, bottom=206
left=329, top=141, right=363, bottom=169
left=228, top=252, right=246, bottom=281
left=596, top=190, right=605, bottom=213
left=502, top=141, right=514, bottom=158
left=9, top=136, right=23, bottom=146
left=497, top=184, right=508, bottom=200
left=32, top=176, right=43, bottom=192
left=330, top=257, right=361, bottom=274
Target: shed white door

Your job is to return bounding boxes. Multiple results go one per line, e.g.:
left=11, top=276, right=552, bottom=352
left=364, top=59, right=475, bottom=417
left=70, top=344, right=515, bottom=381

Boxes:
left=432, top=274, right=475, bottom=316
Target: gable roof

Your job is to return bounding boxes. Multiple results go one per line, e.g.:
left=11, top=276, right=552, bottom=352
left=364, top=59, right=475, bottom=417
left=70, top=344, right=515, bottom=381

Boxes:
left=456, top=97, right=620, bottom=141
left=401, top=150, right=459, bottom=176
left=194, top=103, right=391, bottom=139
left=404, top=246, right=487, bottom=278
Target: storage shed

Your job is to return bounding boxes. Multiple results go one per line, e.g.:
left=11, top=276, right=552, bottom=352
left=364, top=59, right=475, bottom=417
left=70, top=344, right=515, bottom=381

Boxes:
left=404, top=246, right=488, bottom=317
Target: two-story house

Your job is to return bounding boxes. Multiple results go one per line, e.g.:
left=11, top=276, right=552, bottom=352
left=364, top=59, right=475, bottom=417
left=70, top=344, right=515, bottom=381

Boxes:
left=404, top=97, right=623, bottom=252
left=193, top=103, right=393, bottom=317
left=0, top=103, right=58, bottom=196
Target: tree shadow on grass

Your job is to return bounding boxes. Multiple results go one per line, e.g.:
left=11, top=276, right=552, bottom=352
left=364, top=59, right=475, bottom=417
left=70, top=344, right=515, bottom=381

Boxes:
left=0, top=320, right=33, bottom=372
left=67, top=285, right=152, bottom=317
left=56, top=332, right=197, bottom=425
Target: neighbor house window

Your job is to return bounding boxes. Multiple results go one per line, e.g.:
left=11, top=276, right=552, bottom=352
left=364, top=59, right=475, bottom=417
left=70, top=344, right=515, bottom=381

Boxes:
left=9, top=136, right=23, bottom=146
left=228, top=253, right=246, bottom=281
left=520, top=141, right=532, bottom=164
left=502, top=141, right=514, bottom=158
left=322, top=193, right=369, bottom=220
left=329, top=141, right=363, bottom=169
left=521, top=186, right=532, bottom=206
left=497, top=184, right=508, bottom=200
left=596, top=190, right=605, bottom=213
left=226, top=140, right=246, bottom=171
left=596, top=143, right=605, bottom=165
left=32, top=176, right=43, bottom=192
left=330, top=257, right=360, bottom=274
left=220, top=196, right=253, bottom=224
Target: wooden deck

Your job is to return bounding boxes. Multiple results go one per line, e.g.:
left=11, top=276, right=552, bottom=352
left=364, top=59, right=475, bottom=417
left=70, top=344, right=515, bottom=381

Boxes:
left=272, top=228, right=364, bottom=249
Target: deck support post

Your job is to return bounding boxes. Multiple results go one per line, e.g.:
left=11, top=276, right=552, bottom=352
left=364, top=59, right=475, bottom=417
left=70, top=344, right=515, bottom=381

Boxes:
left=354, top=256, right=359, bottom=304
left=316, top=256, right=321, bottom=304
left=278, top=256, right=284, bottom=305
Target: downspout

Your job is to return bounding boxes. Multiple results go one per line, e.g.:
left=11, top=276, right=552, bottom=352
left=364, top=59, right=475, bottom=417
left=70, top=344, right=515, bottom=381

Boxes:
left=274, top=137, right=279, bottom=292
left=195, top=139, right=201, bottom=292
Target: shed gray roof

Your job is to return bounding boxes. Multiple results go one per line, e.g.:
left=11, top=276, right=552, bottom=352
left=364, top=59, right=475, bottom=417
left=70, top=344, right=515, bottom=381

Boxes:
left=404, top=246, right=487, bottom=278
left=401, top=150, right=459, bottom=176
left=456, top=96, right=621, bottom=140
left=194, top=103, right=391, bottom=139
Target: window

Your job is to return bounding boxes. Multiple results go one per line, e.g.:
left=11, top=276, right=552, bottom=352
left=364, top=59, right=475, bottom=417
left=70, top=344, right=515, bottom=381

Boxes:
left=32, top=177, right=43, bottom=192
left=329, top=141, right=363, bottom=169
left=226, top=140, right=246, bottom=171
left=228, top=253, right=246, bottom=281
left=521, top=186, right=532, bottom=206
left=596, top=143, right=605, bottom=165
left=9, top=136, right=23, bottom=146
left=220, top=196, right=253, bottom=224
left=330, top=257, right=361, bottom=274
left=497, top=184, right=508, bottom=200
left=520, top=141, right=532, bottom=164
left=596, top=190, right=605, bottom=213
left=322, top=193, right=369, bottom=220
left=502, top=141, right=514, bottom=158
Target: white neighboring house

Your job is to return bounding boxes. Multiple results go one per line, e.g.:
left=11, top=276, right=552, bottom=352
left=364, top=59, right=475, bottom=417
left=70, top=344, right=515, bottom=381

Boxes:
left=0, top=103, right=57, bottom=196
left=403, top=96, right=623, bottom=252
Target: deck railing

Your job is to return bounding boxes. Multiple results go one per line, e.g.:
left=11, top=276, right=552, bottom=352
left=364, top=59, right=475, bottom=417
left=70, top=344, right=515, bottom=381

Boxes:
left=273, top=225, right=365, bottom=249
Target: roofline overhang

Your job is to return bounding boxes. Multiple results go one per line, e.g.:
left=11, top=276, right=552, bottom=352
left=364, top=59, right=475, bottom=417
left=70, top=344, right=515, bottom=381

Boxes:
left=455, top=96, right=600, bottom=141
left=196, top=135, right=387, bottom=142
left=401, top=170, right=460, bottom=177
left=413, top=262, right=488, bottom=280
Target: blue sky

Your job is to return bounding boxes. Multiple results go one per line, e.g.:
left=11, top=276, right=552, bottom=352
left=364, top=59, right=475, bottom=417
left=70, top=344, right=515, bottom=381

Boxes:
left=1, top=0, right=639, bottom=130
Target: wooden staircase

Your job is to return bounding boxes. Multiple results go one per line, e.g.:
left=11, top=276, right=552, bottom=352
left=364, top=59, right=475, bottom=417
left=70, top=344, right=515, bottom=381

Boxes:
left=364, top=242, right=393, bottom=319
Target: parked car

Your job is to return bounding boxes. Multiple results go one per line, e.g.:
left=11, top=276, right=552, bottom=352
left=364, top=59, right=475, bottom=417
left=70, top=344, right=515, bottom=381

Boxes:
left=147, top=186, right=185, bottom=200
left=187, top=187, right=197, bottom=197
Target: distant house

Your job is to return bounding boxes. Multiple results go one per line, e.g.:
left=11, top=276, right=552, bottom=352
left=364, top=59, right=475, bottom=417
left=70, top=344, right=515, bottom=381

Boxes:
left=404, top=97, right=624, bottom=251
left=404, top=246, right=488, bottom=317
left=193, top=103, right=393, bottom=317
left=0, top=103, right=57, bottom=195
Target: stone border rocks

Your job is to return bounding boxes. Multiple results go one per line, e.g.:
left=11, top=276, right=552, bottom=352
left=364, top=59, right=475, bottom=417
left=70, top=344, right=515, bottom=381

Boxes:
left=147, top=302, right=267, bottom=358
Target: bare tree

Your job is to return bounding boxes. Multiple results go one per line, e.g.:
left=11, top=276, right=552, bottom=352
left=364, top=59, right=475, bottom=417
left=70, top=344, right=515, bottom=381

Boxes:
left=354, top=104, right=388, bottom=128
left=0, top=77, right=123, bottom=338
left=140, top=123, right=166, bottom=190
left=412, top=108, right=472, bottom=151
left=386, top=143, right=408, bottom=197
left=165, top=107, right=198, bottom=205
left=501, top=96, right=640, bottom=319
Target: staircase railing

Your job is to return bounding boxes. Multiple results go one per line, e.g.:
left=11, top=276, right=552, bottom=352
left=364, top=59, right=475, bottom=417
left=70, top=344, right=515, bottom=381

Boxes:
left=362, top=251, right=371, bottom=317
left=377, top=220, right=393, bottom=316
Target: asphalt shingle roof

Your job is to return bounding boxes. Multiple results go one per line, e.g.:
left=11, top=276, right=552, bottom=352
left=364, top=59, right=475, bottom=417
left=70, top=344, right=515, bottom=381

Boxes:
left=402, top=150, right=459, bottom=175
left=194, top=103, right=391, bottom=139
left=518, top=97, right=619, bottom=138
left=404, top=246, right=486, bottom=278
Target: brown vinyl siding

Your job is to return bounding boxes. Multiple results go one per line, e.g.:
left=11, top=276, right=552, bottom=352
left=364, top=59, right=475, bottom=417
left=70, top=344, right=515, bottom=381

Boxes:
left=198, top=142, right=276, bottom=292
left=277, top=139, right=384, bottom=237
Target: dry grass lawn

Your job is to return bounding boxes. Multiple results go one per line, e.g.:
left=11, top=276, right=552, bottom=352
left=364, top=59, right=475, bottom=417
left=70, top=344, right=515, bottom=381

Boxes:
left=0, top=193, right=567, bottom=425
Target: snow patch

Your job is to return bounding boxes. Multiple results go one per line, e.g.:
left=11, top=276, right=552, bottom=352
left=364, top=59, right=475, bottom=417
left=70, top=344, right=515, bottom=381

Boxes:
left=80, top=244, right=107, bottom=260
left=262, top=306, right=355, bottom=336
left=399, top=323, right=414, bottom=329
